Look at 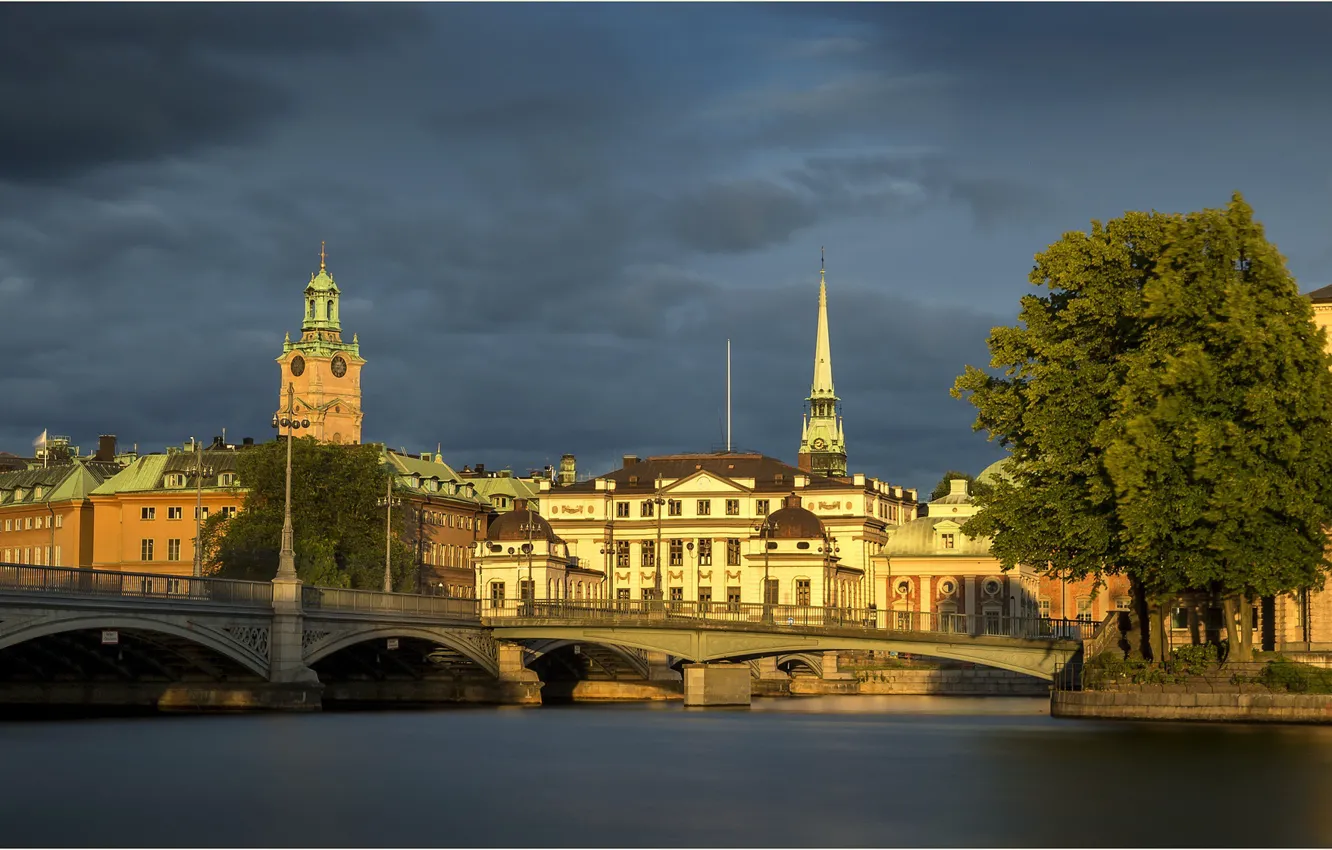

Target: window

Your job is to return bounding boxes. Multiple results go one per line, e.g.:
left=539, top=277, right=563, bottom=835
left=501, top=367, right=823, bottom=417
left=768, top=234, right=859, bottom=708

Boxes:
left=726, top=538, right=741, bottom=566
left=24, top=517, right=32, bottom=530
left=616, top=588, right=630, bottom=600
left=641, top=589, right=655, bottom=601
left=796, top=579, right=811, bottom=606
left=764, top=579, right=779, bottom=605
left=168, top=507, right=183, bottom=520
left=641, top=500, right=655, bottom=518
left=140, top=539, right=154, bottom=561
left=221, top=506, right=237, bottom=519
left=1039, top=597, right=1051, bottom=618
left=141, top=507, right=156, bottom=520
left=697, top=538, right=712, bottom=566
left=641, top=542, right=656, bottom=567
left=727, top=586, right=742, bottom=607
left=195, top=507, right=209, bottom=520
left=725, top=499, right=740, bottom=516
left=669, top=539, right=684, bottom=566
left=167, top=539, right=181, bottom=561
left=941, top=533, right=955, bottom=550
left=519, top=580, right=534, bottom=602
left=1171, top=607, right=1189, bottom=629
left=1076, top=597, right=1093, bottom=622
left=165, top=473, right=186, bottom=488
left=217, top=472, right=232, bottom=486
left=697, top=499, right=711, bottom=516
left=616, top=502, right=630, bottom=518
left=52, top=545, right=61, bottom=566
left=2, top=520, right=8, bottom=531
left=670, top=587, right=683, bottom=602
left=490, top=581, right=505, bottom=609
left=756, top=499, right=769, bottom=516
left=698, top=586, right=712, bottom=605
left=33, top=486, right=42, bottom=499
left=615, top=540, right=630, bottom=568
left=667, top=499, right=682, bottom=517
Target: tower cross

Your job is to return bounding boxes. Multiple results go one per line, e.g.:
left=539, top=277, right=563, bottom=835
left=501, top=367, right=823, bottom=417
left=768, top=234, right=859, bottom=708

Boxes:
left=320, top=241, right=326, bottom=271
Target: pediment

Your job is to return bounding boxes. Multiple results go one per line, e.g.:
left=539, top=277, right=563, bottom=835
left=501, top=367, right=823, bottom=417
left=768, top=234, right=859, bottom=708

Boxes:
left=932, top=520, right=963, bottom=532
left=663, top=469, right=749, bottom=495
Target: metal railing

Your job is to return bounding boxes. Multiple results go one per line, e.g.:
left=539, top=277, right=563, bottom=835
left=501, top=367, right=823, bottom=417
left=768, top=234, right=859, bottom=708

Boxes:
left=0, top=563, right=273, bottom=608
left=481, top=599, right=1097, bottom=642
left=301, top=585, right=480, bottom=619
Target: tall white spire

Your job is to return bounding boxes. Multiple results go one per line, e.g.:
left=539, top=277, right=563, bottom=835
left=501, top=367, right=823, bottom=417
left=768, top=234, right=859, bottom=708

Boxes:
left=810, top=246, right=836, bottom=399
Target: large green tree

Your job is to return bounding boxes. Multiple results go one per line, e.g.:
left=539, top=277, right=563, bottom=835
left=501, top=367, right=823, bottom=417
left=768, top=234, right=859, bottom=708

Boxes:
left=953, top=194, right=1332, bottom=661
left=200, top=438, right=417, bottom=591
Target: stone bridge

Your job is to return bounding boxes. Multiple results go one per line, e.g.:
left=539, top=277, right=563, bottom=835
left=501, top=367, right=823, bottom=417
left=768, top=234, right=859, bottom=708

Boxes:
left=0, top=565, right=1091, bottom=711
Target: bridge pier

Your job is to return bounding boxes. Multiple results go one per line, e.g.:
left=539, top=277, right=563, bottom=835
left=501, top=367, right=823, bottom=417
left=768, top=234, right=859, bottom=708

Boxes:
left=267, top=577, right=323, bottom=709
left=495, top=641, right=543, bottom=705
left=683, top=663, right=751, bottom=707
left=645, top=651, right=682, bottom=682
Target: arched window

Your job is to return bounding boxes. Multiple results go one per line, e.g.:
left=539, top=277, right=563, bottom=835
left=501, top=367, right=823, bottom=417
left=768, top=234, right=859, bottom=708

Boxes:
left=327, top=298, right=334, bottom=320
left=307, top=298, right=314, bottom=318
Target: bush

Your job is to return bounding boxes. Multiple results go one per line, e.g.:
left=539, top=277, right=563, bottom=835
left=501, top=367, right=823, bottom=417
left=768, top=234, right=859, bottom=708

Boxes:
left=1256, top=658, right=1332, bottom=694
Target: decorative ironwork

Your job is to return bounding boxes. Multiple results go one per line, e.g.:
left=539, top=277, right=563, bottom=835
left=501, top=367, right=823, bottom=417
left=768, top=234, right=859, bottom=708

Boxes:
left=222, top=626, right=270, bottom=658
left=302, top=629, right=331, bottom=651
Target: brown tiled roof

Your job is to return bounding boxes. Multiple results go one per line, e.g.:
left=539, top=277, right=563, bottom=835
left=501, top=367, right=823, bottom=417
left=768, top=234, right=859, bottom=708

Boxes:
left=486, top=506, right=561, bottom=543
left=555, top=451, right=904, bottom=497
left=1309, top=284, right=1332, bottom=304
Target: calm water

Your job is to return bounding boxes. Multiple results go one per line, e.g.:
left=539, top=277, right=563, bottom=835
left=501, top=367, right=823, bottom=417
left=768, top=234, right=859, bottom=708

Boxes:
left=2, top=696, right=1330, bottom=847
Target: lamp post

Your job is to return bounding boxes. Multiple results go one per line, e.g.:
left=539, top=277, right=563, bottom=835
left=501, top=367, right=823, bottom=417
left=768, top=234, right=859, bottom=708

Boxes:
left=377, top=475, right=403, bottom=593
left=754, top=517, right=777, bottom=623
left=820, top=531, right=839, bottom=616
left=686, top=540, right=695, bottom=610
left=191, top=437, right=215, bottom=578
left=652, top=475, right=665, bottom=603
left=270, top=383, right=309, bottom=581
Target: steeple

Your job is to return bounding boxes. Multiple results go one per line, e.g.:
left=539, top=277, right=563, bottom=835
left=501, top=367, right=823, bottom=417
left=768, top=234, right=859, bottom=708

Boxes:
left=811, top=246, right=836, bottom=399
left=302, top=241, right=342, bottom=337
left=796, top=247, right=847, bottom=477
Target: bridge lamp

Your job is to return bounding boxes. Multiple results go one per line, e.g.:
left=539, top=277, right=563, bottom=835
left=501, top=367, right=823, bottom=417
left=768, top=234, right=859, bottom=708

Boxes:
left=271, top=383, right=311, bottom=581
left=377, top=480, right=404, bottom=594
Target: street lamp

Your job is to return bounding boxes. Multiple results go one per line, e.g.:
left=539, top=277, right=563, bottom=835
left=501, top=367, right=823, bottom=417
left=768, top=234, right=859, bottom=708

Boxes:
left=686, top=540, right=695, bottom=610
left=377, top=475, right=403, bottom=593
left=191, top=438, right=215, bottom=578
left=270, top=383, right=310, bottom=581
left=754, top=517, right=778, bottom=623
left=819, top=532, right=840, bottom=613
left=652, top=475, right=666, bottom=602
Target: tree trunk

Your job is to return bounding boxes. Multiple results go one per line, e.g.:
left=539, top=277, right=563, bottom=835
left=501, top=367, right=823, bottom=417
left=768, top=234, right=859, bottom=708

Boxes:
left=1130, top=574, right=1154, bottom=662
left=1222, top=595, right=1239, bottom=663
left=1153, top=603, right=1167, bottom=662
left=1234, top=593, right=1255, bottom=662
left=1187, top=601, right=1202, bottom=646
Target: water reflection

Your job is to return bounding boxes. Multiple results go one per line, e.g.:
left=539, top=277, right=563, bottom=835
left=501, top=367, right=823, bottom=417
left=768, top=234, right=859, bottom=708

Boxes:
left=0, top=696, right=1329, bottom=847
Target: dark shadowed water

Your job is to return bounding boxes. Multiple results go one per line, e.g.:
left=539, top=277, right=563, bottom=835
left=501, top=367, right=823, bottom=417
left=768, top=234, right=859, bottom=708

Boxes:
left=2, top=695, right=1330, bottom=847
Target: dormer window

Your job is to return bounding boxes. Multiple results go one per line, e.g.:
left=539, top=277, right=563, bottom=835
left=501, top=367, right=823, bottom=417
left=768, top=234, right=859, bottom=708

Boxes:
left=15, top=488, right=25, bottom=501
left=941, top=533, right=955, bottom=550
left=165, top=474, right=186, bottom=488
left=33, top=487, right=42, bottom=500
left=218, top=473, right=237, bottom=487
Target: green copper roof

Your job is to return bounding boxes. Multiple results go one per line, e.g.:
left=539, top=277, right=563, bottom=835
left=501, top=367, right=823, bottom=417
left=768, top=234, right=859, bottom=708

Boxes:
left=0, top=459, right=118, bottom=506
left=383, top=450, right=491, bottom=508
left=90, top=451, right=245, bottom=496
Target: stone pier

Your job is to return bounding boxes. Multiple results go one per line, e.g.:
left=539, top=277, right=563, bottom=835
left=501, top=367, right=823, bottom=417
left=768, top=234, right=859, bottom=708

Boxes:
left=683, top=663, right=751, bottom=707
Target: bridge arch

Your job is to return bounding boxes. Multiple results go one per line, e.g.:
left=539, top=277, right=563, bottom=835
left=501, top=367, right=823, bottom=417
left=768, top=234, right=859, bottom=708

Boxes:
left=775, top=653, right=823, bottom=677
left=520, top=639, right=651, bottom=680
left=0, top=614, right=269, bottom=678
left=304, top=626, right=499, bottom=678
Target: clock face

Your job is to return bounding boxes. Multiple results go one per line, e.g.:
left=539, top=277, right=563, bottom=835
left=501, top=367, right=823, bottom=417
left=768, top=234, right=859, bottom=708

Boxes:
left=289, top=355, right=305, bottom=377
left=812, top=438, right=827, bottom=450
left=331, top=355, right=347, bottom=378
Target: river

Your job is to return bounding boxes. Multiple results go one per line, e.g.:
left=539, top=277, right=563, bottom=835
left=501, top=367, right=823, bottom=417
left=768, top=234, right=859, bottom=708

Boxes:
left=1, top=696, right=1329, bottom=847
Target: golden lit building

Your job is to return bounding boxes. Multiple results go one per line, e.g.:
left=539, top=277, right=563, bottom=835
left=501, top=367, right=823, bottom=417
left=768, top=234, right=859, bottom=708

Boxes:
left=385, top=449, right=491, bottom=597
left=88, top=439, right=249, bottom=575
left=457, top=464, right=543, bottom=514
left=274, top=243, right=365, bottom=445
left=474, top=498, right=603, bottom=610
left=0, top=440, right=121, bottom=568
left=536, top=452, right=915, bottom=608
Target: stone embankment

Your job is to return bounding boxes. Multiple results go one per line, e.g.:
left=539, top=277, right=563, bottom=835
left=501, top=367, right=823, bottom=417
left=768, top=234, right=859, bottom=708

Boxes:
left=1052, top=690, right=1332, bottom=723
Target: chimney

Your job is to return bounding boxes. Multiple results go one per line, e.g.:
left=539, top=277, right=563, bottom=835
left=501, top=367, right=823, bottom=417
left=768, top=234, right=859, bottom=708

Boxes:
left=622, top=455, right=639, bottom=469
left=948, top=479, right=970, bottom=498
left=558, top=453, right=577, bottom=486
left=476, top=463, right=486, bottom=475
left=96, top=435, right=117, bottom=462
left=784, top=493, right=802, bottom=509
left=242, top=437, right=254, bottom=447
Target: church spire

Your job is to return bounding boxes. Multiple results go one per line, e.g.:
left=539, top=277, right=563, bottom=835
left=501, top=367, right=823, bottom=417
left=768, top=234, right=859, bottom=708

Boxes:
left=811, top=246, right=836, bottom=399
left=797, top=248, right=847, bottom=477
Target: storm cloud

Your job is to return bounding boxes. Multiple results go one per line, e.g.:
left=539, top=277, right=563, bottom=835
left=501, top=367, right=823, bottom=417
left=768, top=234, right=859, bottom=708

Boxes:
left=2, top=3, right=1330, bottom=494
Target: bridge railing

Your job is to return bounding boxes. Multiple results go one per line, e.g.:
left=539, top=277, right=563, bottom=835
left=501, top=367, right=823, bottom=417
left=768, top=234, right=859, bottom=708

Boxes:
left=482, top=598, right=1098, bottom=641
left=301, top=585, right=480, bottom=619
left=0, top=563, right=273, bottom=608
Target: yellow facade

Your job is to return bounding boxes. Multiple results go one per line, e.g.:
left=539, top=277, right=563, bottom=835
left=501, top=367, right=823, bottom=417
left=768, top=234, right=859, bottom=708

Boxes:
left=536, top=453, right=915, bottom=608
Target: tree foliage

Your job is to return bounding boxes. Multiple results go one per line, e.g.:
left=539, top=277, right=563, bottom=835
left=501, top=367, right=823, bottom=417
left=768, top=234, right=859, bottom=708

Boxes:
left=200, top=438, right=417, bottom=591
left=953, top=194, right=1332, bottom=659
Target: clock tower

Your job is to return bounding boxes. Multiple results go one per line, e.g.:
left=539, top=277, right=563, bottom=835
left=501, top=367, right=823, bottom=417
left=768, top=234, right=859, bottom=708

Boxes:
left=796, top=250, right=847, bottom=477
left=275, top=243, right=365, bottom=445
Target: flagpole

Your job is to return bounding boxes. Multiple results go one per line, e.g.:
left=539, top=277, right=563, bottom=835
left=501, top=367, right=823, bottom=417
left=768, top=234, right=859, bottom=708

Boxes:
left=726, top=340, right=731, bottom=453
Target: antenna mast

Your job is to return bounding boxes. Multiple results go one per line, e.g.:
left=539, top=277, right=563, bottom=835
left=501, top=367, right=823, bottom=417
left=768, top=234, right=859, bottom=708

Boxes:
left=726, top=339, right=732, bottom=453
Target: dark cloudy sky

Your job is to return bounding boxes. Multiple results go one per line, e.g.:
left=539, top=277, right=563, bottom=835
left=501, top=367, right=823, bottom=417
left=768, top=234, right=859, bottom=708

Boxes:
left=3, top=3, right=1331, bottom=494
